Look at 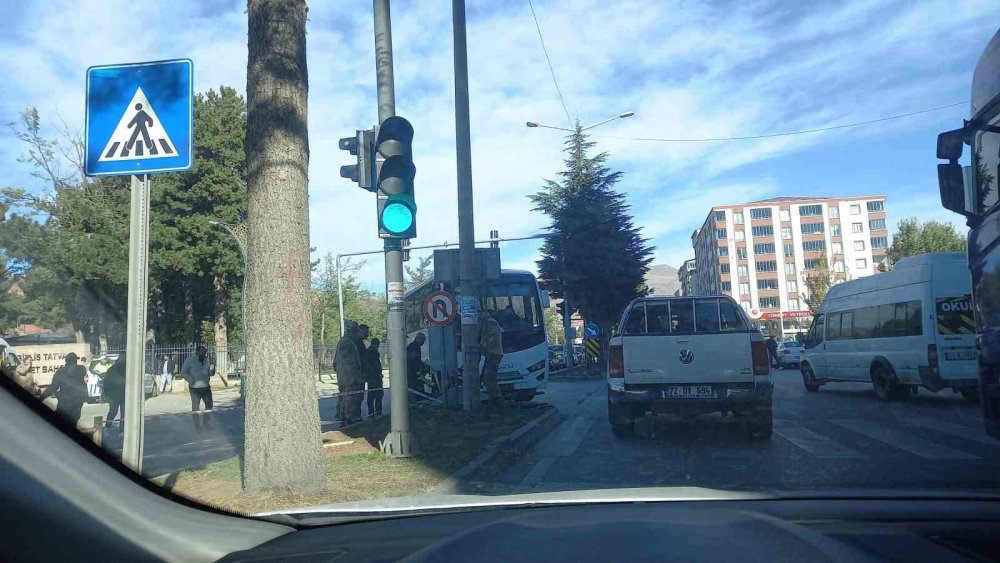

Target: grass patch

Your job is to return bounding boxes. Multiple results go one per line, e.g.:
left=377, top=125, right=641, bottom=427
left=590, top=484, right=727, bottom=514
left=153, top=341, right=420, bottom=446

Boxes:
left=163, top=405, right=541, bottom=514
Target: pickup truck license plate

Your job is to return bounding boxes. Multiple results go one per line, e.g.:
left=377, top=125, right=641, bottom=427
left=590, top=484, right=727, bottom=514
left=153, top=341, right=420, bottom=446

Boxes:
left=944, top=350, right=978, bottom=361
left=664, top=385, right=715, bottom=399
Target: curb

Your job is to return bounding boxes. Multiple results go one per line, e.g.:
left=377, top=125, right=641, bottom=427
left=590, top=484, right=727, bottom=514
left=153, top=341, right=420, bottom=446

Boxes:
left=430, top=405, right=563, bottom=494
left=550, top=365, right=603, bottom=381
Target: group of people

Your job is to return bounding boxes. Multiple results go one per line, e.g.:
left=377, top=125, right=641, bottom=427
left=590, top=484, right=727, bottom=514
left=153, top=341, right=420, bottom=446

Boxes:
left=334, top=322, right=384, bottom=425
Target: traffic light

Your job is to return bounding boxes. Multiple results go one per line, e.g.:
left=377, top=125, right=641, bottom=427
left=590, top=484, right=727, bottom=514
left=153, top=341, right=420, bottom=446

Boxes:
left=375, top=116, right=416, bottom=239
left=339, top=129, right=375, bottom=191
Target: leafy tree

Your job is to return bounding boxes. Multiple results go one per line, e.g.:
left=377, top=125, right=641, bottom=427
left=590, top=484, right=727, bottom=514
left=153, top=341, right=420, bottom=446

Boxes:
left=404, top=254, right=433, bottom=289
left=544, top=305, right=564, bottom=344
left=888, top=217, right=967, bottom=265
left=803, top=255, right=834, bottom=313
left=530, top=125, right=653, bottom=339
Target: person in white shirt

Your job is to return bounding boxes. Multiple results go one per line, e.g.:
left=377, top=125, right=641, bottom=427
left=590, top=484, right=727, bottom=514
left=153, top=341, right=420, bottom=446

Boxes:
left=181, top=345, right=213, bottom=430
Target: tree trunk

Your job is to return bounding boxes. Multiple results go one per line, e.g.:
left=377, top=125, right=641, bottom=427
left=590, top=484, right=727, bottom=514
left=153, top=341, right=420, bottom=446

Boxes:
left=214, top=270, right=230, bottom=386
left=243, top=0, right=324, bottom=493
left=184, top=278, right=195, bottom=344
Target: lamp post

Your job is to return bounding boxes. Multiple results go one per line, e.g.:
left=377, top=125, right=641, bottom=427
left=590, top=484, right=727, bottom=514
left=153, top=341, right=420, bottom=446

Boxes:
left=525, top=111, right=634, bottom=366
left=209, top=219, right=248, bottom=401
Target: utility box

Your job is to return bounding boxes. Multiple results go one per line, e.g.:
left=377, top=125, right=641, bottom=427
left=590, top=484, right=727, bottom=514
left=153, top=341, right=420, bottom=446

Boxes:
left=433, top=248, right=501, bottom=285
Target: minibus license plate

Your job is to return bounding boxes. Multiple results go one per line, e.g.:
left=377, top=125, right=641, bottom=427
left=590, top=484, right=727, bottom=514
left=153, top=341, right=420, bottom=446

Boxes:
left=944, top=350, right=978, bottom=361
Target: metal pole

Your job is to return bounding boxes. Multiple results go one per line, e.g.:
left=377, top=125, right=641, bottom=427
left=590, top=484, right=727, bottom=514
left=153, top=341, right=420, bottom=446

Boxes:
left=453, top=0, right=480, bottom=412
left=375, top=0, right=413, bottom=457
left=336, top=254, right=346, bottom=337
left=122, top=174, right=151, bottom=472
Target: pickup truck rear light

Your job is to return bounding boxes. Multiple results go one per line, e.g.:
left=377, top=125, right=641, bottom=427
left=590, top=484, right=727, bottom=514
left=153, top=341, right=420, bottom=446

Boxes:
left=751, top=340, right=770, bottom=376
left=609, top=344, right=625, bottom=378
left=928, top=343, right=938, bottom=369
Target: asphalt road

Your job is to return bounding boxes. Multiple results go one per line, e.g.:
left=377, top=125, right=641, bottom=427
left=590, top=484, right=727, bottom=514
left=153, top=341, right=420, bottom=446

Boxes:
left=475, top=369, right=1000, bottom=495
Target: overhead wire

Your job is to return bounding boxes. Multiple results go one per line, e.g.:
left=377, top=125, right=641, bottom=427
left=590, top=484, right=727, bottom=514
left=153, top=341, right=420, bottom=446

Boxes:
left=527, top=0, right=573, bottom=127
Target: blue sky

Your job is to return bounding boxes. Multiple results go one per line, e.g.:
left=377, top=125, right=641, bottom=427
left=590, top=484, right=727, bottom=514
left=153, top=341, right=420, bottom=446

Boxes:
left=1, top=0, right=998, bottom=289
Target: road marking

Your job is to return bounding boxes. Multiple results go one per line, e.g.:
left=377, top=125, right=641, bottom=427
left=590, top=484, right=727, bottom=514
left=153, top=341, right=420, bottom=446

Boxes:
left=830, top=419, right=980, bottom=460
left=520, top=456, right=558, bottom=488
left=774, top=426, right=865, bottom=459
left=906, top=418, right=1000, bottom=447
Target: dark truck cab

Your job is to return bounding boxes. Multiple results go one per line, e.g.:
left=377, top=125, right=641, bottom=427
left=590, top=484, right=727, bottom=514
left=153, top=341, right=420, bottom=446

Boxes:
left=938, top=30, right=1000, bottom=438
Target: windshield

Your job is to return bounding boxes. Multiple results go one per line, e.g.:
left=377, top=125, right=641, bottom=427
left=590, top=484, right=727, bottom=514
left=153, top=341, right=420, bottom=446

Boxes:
left=1, top=2, right=998, bottom=521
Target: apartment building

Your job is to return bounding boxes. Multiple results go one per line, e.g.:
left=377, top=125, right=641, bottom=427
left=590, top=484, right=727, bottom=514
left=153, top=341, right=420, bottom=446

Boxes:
left=677, top=258, right=696, bottom=296
left=690, top=196, right=889, bottom=333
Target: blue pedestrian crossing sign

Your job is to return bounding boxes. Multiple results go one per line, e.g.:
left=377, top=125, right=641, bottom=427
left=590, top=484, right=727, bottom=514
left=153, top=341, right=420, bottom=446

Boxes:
left=85, top=59, right=193, bottom=176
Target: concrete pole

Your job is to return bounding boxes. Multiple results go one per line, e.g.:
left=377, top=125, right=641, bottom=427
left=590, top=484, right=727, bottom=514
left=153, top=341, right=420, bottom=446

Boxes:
left=336, top=254, right=346, bottom=337
left=122, top=174, right=150, bottom=472
left=375, top=0, right=413, bottom=457
left=453, top=0, right=481, bottom=412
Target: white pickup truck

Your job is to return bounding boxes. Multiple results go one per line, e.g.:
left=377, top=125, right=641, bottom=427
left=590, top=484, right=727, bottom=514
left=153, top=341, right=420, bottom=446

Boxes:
left=607, top=295, right=773, bottom=439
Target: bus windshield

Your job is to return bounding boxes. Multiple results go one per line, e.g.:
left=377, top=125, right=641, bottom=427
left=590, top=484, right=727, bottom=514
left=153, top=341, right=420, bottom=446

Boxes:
left=482, top=281, right=545, bottom=352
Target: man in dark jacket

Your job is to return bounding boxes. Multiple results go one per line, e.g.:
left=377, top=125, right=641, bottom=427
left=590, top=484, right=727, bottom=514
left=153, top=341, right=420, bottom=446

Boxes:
left=406, top=333, right=426, bottom=396
left=103, top=354, right=127, bottom=426
left=365, top=338, right=384, bottom=417
left=40, top=353, right=88, bottom=428
left=335, top=322, right=364, bottom=424
left=766, top=335, right=780, bottom=369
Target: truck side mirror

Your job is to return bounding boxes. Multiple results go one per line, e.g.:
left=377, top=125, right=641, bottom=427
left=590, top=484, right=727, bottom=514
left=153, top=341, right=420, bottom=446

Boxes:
left=938, top=163, right=974, bottom=219
left=937, top=128, right=966, bottom=160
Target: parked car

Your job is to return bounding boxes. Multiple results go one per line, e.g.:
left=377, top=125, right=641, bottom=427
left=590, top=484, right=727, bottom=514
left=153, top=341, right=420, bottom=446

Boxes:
left=573, top=345, right=585, bottom=365
left=607, top=295, right=772, bottom=439
left=548, top=345, right=566, bottom=371
left=86, top=354, right=159, bottom=403
left=777, top=340, right=802, bottom=369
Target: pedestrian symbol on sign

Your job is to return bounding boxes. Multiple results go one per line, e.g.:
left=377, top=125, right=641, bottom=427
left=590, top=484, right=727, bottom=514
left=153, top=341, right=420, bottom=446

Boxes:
left=99, top=87, right=177, bottom=162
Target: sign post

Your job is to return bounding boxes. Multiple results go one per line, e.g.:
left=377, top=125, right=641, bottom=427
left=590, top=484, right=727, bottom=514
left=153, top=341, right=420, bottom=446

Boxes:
left=85, top=59, right=193, bottom=473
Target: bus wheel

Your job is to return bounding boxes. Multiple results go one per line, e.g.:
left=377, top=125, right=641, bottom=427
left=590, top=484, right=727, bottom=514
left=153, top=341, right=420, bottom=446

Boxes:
left=961, top=388, right=980, bottom=402
left=872, top=364, right=903, bottom=402
left=801, top=365, right=820, bottom=392
left=515, top=389, right=536, bottom=402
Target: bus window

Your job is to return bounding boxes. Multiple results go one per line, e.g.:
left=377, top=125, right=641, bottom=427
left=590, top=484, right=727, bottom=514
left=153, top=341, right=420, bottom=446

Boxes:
left=624, top=302, right=647, bottom=334
left=974, top=128, right=1000, bottom=213
left=840, top=311, right=854, bottom=339
left=906, top=300, right=923, bottom=336
left=854, top=306, right=878, bottom=339
left=827, top=313, right=842, bottom=340
left=804, top=314, right=824, bottom=348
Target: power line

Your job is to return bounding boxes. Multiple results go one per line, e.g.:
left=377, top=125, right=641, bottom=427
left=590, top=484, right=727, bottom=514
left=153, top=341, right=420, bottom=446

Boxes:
left=527, top=0, right=573, bottom=127
left=584, top=101, right=968, bottom=143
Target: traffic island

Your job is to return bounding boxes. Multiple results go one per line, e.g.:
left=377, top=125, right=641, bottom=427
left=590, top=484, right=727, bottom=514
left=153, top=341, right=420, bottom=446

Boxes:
left=154, top=404, right=545, bottom=514
left=549, top=364, right=604, bottom=381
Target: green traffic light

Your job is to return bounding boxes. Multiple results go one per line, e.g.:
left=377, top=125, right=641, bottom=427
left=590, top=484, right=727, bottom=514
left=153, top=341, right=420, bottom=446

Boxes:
left=382, top=200, right=415, bottom=234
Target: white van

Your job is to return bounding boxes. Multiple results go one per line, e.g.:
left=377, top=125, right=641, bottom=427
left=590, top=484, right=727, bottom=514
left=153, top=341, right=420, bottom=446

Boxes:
left=607, top=295, right=773, bottom=439
left=800, top=252, right=977, bottom=401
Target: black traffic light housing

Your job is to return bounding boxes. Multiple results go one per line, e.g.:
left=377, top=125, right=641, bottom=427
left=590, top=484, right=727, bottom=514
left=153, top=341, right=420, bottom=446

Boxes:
left=339, top=129, right=375, bottom=191
left=375, top=116, right=416, bottom=239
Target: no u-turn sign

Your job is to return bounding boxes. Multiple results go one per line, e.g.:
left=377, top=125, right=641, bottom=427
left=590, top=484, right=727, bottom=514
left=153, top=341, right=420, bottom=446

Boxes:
left=423, top=290, right=457, bottom=327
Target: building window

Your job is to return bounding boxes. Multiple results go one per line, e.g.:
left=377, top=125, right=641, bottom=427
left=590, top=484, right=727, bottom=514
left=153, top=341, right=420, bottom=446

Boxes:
left=735, top=230, right=745, bottom=241
left=854, top=240, right=865, bottom=251
left=741, top=300, right=752, bottom=312
left=753, top=243, right=775, bottom=254
left=786, top=280, right=798, bottom=293
left=733, top=212, right=744, bottom=225
left=850, top=204, right=861, bottom=215
left=869, top=218, right=886, bottom=230
left=783, top=244, right=794, bottom=257
left=867, top=201, right=884, bottom=212
left=757, top=279, right=778, bottom=290
left=829, top=206, right=840, bottom=219
left=716, top=228, right=727, bottom=239
left=736, top=247, right=747, bottom=260
left=751, top=225, right=774, bottom=237
left=871, top=236, right=888, bottom=249
left=715, top=210, right=726, bottom=221
left=720, top=281, right=732, bottom=292
left=719, top=263, right=730, bottom=274
left=833, top=260, right=845, bottom=272
left=759, top=296, right=780, bottom=308
left=739, top=283, right=750, bottom=295
left=856, top=258, right=868, bottom=269
left=781, top=227, right=792, bottom=240
left=750, top=208, right=772, bottom=219
left=832, top=242, right=843, bottom=254
left=804, top=258, right=819, bottom=270
left=737, top=264, right=748, bottom=277
left=784, top=262, right=796, bottom=275
left=799, top=204, right=823, bottom=217
left=851, top=222, right=864, bottom=233
left=802, top=240, right=826, bottom=252
left=831, top=224, right=841, bottom=237
left=755, top=260, right=777, bottom=272
left=718, top=246, right=729, bottom=257
left=779, top=209, right=790, bottom=221
left=800, top=222, right=824, bottom=235
left=788, top=298, right=800, bottom=310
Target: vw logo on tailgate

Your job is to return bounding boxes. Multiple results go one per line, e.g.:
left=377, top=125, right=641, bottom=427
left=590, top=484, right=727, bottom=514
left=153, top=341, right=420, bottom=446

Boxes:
left=679, top=349, right=694, bottom=364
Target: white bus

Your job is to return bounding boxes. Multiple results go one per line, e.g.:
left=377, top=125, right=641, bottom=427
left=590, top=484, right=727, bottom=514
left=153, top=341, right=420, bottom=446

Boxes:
left=800, top=252, right=977, bottom=401
left=403, top=269, right=550, bottom=401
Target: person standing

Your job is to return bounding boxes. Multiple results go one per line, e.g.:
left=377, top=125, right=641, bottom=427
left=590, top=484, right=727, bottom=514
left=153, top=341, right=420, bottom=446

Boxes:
left=351, top=324, right=371, bottom=419
left=103, top=355, right=127, bottom=427
left=335, top=322, right=363, bottom=424
left=406, top=333, right=426, bottom=396
left=2, top=352, right=37, bottom=396
left=479, top=312, right=505, bottom=411
left=766, top=335, right=780, bottom=369
left=159, top=353, right=176, bottom=394
left=181, top=345, right=214, bottom=431
left=39, top=353, right=88, bottom=428
left=365, top=338, right=384, bottom=417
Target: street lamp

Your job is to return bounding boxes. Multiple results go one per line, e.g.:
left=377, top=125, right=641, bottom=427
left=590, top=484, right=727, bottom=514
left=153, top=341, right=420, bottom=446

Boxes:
left=525, top=111, right=634, bottom=132
left=209, top=219, right=248, bottom=400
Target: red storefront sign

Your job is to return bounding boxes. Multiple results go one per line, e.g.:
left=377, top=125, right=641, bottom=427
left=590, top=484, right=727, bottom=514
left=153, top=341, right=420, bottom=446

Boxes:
left=760, top=310, right=813, bottom=320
